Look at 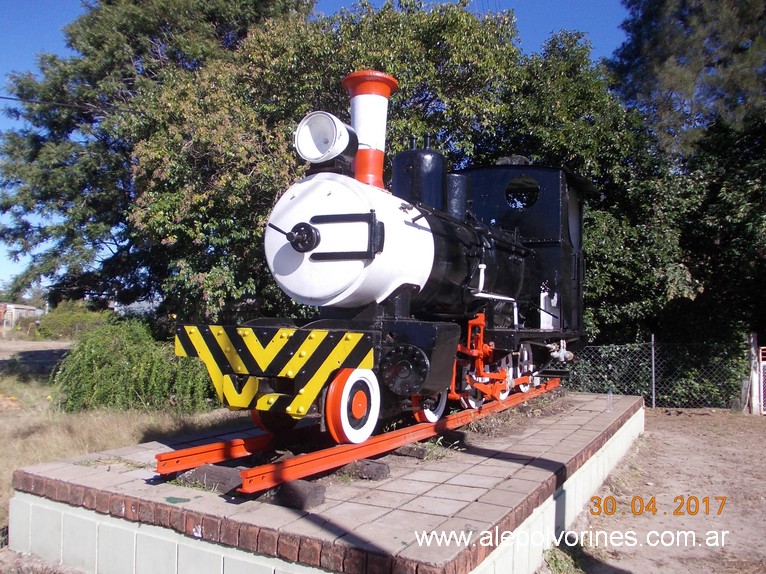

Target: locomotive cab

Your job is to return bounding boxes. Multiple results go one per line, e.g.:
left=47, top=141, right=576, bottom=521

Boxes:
left=457, top=164, right=590, bottom=337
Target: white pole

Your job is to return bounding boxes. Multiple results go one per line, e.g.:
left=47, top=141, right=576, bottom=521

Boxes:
left=749, top=333, right=761, bottom=415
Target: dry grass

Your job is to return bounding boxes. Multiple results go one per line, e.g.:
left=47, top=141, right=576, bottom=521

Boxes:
left=0, top=373, right=247, bottom=545
left=464, top=390, right=571, bottom=436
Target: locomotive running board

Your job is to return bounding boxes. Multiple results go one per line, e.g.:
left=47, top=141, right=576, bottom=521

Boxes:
left=155, top=379, right=560, bottom=494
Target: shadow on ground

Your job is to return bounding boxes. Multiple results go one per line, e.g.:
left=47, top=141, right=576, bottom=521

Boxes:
left=0, top=348, right=70, bottom=380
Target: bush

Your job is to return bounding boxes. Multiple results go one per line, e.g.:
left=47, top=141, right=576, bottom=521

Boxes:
left=14, top=315, right=40, bottom=338
left=37, top=300, right=112, bottom=340
left=52, top=319, right=213, bottom=412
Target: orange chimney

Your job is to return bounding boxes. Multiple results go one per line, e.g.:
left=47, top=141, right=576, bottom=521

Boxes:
left=341, top=70, right=398, bottom=189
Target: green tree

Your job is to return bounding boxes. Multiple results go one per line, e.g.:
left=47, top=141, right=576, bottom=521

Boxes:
left=583, top=175, right=704, bottom=341
left=127, top=61, right=302, bottom=319
left=0, top=0, right=312, bottom=306
left=611, top=0, right=766, bottom=154
left=5, top=0, right=699, bottom=339
left=130, top=0, right=691, bottom=337
left=130, top=0, right=528, bottom=318
left=611, top=0, right=766, bottom=337
left=505, top=32, right=654, bottom=188
left=661, top=119, right=766, bottom=336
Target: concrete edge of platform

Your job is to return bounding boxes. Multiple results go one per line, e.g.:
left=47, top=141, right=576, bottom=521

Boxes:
left=470, top=405, right=645, bottom=574
left=8, top=396, right=645, bottom=574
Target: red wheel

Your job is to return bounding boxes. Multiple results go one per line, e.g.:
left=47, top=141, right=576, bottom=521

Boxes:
left=326, top=368, right=381, bottom=444
left=413, top=392, right=448, bottom=423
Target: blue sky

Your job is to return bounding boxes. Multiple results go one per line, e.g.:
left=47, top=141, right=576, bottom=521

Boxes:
left=0, top=0, right=627, bottom=290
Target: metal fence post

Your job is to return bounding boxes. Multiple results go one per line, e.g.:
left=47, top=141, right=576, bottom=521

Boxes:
left=651, top=333, right=656, bottom=409
left=748, top=332, right=761, bottom=414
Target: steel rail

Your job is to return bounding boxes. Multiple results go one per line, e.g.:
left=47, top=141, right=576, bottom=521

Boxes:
left=155, top=379, right=560, bottom=493
left=238, top=379, right=559, bottom=493
left=155, top=435, right=275, bottom=475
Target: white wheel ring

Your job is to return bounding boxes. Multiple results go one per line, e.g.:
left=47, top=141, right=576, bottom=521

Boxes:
left=415, top=392, right=448, bottom=423
left=326, top=368, right=381, bottom=444
left=516, top=343, right=534, bottom=392
left=499, top=354, right=513, bottom=400
left=461, top=387, right=485, bottom=409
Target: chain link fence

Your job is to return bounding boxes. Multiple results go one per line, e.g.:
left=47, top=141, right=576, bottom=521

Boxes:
left=566, top=337, right=749, bottom=409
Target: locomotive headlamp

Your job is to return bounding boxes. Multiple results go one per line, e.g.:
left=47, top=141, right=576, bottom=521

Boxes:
left=294, top=111, right=358, bottom=164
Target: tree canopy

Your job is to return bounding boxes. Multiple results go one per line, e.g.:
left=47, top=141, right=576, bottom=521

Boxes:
left=129, top=0, right=681, bottom=334
left=0, top=0, right=311, bottom=307
left=5, top=0, right=758, bottom=342
left=610, top=0, right=765, bottom=337
left=611, top=0, right=766, bottom=155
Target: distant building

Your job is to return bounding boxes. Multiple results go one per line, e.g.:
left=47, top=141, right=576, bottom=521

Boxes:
left=0, top=302, right=42, bottom=330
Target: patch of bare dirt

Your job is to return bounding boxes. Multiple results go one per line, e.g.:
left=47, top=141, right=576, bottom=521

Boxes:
left=0, top=545, right=82, bottom=574
left=0, top=341, right=73, bottom=361
left=565, top=407, right=766, bottom=573
left=0, top=340, right=73, bottom=380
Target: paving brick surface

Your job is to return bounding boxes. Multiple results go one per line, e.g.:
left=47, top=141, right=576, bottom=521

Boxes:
left=12, top=393, right=643, bottom=574
left=425, top=483, right=487, bottom=502
left=375, top=478, right=437, bottom=495
left=350, top=488, right=418, bottom=508
left=445, top=472, right=505, bottom=489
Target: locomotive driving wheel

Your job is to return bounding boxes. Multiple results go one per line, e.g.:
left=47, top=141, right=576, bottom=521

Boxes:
left=497, top=354, right=513, bottom=400
left=460, top=383, right=486, bottom=409
left=515, top=343, right=534, bottom=392
left=325, top=368, right=381, bottom=444
left=413, top=391, right=448, bottom=423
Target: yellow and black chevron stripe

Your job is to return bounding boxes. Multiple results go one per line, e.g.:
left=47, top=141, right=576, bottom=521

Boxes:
left=175, top=324, right=375, bottom=413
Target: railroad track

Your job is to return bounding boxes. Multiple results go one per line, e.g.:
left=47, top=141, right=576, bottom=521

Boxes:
left=155, top=379, right=560, bottom=494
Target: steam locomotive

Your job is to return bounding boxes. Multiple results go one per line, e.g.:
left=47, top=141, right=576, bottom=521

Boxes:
left=175, top=70, right=588, bottom=444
